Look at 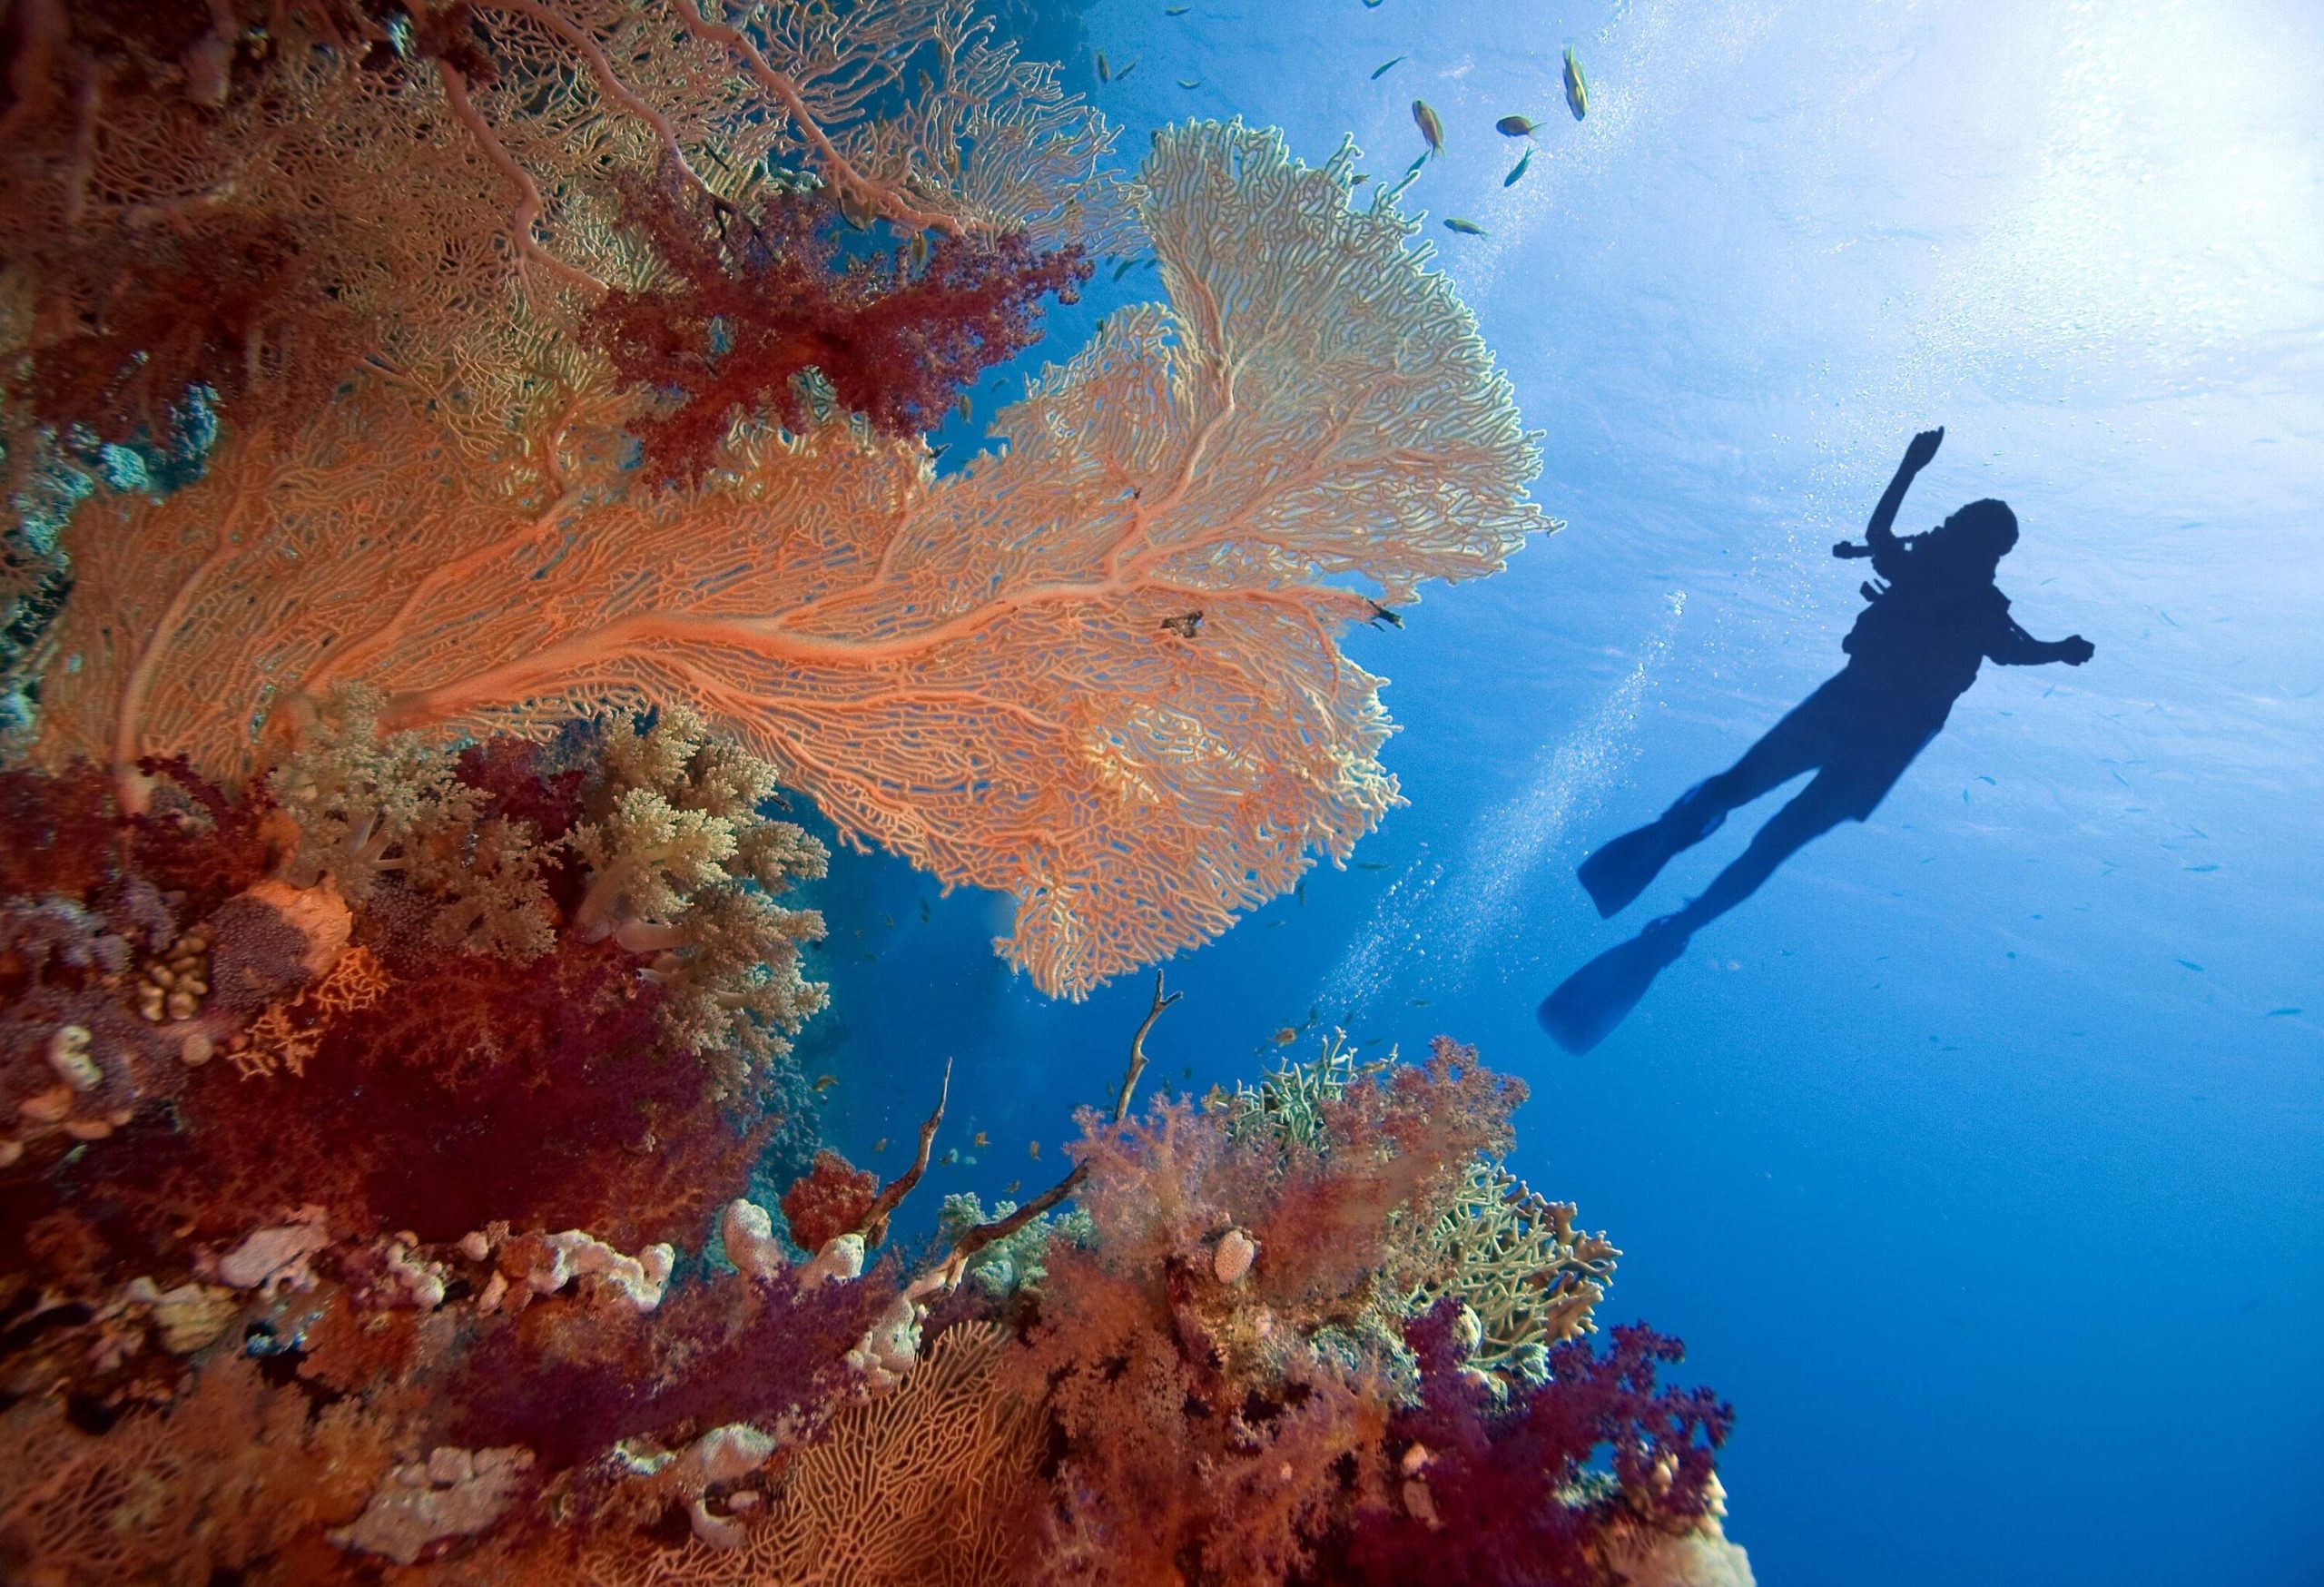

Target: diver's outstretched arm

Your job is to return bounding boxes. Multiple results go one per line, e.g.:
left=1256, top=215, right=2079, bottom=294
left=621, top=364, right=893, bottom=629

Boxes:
left=1836, top=427, right=1944, bottom=560
left=1990, top=618, right=2094, bottom=666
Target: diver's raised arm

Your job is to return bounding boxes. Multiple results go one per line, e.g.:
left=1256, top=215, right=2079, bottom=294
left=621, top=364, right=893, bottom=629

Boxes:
left=1990, top=617, right=2094, bottom=667
left=1836, top=427, right=1944, bottom=560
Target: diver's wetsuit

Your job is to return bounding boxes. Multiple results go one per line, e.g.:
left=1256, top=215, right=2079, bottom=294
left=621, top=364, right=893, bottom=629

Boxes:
left=1583, top=531, right=2064, bottom=933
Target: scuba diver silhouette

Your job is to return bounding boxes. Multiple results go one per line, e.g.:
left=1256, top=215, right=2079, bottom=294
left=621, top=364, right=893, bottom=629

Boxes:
left=1539, top=428, right=2093, bottom=1054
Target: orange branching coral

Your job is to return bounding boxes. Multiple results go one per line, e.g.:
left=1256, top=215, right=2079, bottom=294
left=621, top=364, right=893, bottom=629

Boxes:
left=30, top=120, right=1546, bottom=994
left=232, top=945, right=389, bottom=1079
left=589, top=1320, right=1041, bottom=1586
left=0, top=1351, right=389, bottom=1586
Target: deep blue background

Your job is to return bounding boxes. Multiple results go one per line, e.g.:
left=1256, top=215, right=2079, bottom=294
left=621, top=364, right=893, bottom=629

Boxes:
left=794, top=3, right=2324, bottom=1582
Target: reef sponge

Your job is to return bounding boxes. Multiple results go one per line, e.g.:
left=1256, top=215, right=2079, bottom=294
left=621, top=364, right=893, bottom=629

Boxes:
left=26, top=118, right=1544, bottom=999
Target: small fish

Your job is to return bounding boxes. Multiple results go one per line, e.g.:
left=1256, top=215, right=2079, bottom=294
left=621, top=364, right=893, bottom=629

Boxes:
left=1366, top=598, right=1404, bottom=626
left=2184, top=863, right=2219, bottom=872
left=1166, top=4, right=1189, bottom=11
left=941, top=1148, right=959, bottom=1166
left=1181, top=1065, right=1193, bottom=1079
left=1097, top=51, right=1110, bottom=81
left=1355, top=861, right=1390, bottom=871
left=1408, top=997, right=1431, bottom=1007
left=1272, top=1026, right=1298, bottom=1046
left=2176, top=959, right=2205, bottom=973
left=954, top=392, right=971, bottom=423
left=812, top=1074, right=838, bottom=1093
left=874, top=1137, right=889, bottom=1153
left=1503, top=149, right=1531, bottom=185
left=881, top=912, right=895, bottom=929
left=1178, top=77, right=1200, bottom=89
left=1029, top=1140, right=1041, bottom=1160
left=910, top=232, right=931, bottom=271
left=1496, top=114, right=1539, bottom=137
left=1351, top=173, right=1372, bottom=186
left=1364, top=0, right=1384, bottom=7
left=1412, top=99, right=1444, bottom=155
left=2266, top=1008, right=2302, bottom=1018
left=1005, top=1178, right=1022, bottom=1195
left=1563, top=45, right=1589, bottom=120
left=1372, top=55, right=1405, bottom=79
left=1443, top=216, right=1486, bottom=236
left=1113, top=257, right=1137, bottom=281
left=1113, top=55, right=1139, bottom=83
left=1295, top=878, right=1307, bottom=907
left=972, top=1130, right=989, bottom=1148
left=1160, top=610, right=1203, bottom=640
left=918, top=899, right=931, bottom=922
left=1265, top=919, right=1285, bottom=928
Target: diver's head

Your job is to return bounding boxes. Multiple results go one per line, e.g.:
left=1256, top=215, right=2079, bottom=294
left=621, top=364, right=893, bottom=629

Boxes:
left=1939, top=498, right=2018, bottom=566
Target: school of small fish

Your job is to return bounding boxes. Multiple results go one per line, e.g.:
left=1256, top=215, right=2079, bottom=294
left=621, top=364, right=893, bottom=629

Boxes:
left=1096, top=11, right=1592, bottom=233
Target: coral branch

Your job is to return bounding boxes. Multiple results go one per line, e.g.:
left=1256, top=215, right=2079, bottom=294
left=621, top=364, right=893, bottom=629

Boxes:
left=857, top=1056, right=950, bottom=1247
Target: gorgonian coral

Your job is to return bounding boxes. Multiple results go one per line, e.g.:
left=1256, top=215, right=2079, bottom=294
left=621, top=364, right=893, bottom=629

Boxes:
left=25, top=119, right=1545, bottom=997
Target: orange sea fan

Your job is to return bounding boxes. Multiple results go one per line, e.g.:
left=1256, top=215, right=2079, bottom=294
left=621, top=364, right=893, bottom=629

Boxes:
left=30, top=121, right=1547, bottom=997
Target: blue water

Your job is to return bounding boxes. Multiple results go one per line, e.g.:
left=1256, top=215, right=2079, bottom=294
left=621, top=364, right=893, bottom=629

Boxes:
left=807, top=2, right=2324, bottom=1582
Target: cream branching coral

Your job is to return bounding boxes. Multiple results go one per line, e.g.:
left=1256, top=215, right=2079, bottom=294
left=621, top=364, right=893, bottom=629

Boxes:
left=268, top=685, right=557, bottom=961
left=29, top=120, right=1545, bottom=997
left=1407, top=1160, right=1621, bottom=1385
left=571, top=705, right=831, bottom=1086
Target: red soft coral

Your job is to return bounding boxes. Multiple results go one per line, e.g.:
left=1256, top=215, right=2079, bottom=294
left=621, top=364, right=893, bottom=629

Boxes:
left=584, top=164, right=1091, bottom=482
left=780, top=1149, right=880, bottom=1251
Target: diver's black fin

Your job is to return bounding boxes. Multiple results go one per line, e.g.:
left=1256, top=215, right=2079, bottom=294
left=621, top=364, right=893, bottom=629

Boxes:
left=1538, top=917, right=1690, bottom=1053
left=1577, top=788, right=1727, bottom=918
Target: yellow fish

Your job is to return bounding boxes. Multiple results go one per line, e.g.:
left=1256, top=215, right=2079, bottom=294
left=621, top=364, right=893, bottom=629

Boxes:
left=972, top=1130, right=990, bottom=1148
left=1412, top=99, right=1445, bottom=156
left=873, top=1137, right=889, bottom=1153
left=812, top=1074, right=838, bottom=1093
left=1563, top=46, right=1589, bottom=121
left=1029, top=1140, right=1041, bottom=1160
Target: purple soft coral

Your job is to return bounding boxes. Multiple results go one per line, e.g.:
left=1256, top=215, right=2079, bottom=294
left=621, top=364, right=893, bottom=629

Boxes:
left=1337, top=1303, right=1734, bottom=1587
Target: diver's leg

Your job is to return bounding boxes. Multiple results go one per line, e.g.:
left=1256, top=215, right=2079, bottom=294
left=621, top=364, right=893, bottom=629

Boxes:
left=1665, top=763, right=1868, bottom=935
left=1577, top=677, right=1848, bottom=918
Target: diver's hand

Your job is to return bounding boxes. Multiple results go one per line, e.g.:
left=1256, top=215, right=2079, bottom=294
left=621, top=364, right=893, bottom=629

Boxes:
left=2057, top=636, right=2094, bottom=665
left=1902, top=427, right=1945, bottom=472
